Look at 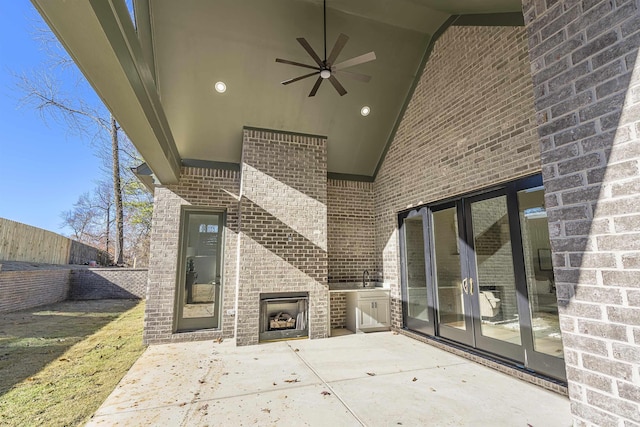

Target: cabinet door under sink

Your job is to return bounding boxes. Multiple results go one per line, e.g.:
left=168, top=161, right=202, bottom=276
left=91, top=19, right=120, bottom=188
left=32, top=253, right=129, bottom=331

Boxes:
left=350, top=292, right=390, bottom=332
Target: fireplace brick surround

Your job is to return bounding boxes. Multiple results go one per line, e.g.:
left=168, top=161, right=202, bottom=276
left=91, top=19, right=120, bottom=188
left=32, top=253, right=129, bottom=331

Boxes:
left=236, top=129, right=329, bottom=346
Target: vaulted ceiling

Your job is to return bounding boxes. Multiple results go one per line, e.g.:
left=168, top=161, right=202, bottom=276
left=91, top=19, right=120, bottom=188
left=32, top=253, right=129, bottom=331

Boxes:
left=32, top=0, right=523, bottom=182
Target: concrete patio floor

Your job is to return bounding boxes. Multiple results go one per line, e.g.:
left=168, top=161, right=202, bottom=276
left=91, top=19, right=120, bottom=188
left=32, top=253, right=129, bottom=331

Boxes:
left=87, top=332, right=571, bottom=426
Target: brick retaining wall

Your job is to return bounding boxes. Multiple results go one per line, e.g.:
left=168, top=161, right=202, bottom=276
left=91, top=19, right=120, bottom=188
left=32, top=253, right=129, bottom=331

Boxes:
left=0, top=262, right=146, bottom=314
left=69, top=268, right=147, bottom=300
left=0, top=269, right=70, bottom=314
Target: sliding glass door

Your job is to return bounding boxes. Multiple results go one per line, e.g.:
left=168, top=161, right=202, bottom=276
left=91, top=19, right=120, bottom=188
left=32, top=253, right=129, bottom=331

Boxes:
left=400, top=175, right=565, bottom=380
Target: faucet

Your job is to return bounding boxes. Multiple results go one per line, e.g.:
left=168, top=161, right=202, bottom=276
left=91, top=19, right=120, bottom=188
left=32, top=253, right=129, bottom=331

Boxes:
left=362, top=269, right=370, bottom=288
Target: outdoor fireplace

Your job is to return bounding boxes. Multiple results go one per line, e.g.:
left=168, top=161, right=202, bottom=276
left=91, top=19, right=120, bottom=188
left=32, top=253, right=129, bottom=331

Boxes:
left=259, top=292, right=309, bottom=342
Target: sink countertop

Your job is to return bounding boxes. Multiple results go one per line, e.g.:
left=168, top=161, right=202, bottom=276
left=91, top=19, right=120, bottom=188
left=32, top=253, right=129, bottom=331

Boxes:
left=328, top=282, right=390, bottom=292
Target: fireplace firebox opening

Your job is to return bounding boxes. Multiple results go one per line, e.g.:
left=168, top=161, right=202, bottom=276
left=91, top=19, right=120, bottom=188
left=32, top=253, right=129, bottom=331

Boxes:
left=259, top=292, right=309, bottom=342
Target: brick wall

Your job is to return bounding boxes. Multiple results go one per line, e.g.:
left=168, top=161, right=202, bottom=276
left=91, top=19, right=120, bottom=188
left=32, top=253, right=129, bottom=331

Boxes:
left=329, top=292, right=347, bottom=329
left=374, top=25, right=541, bottom=328
left=523, top=0, right=640, bottom=424
left=144, top=167, right=240, bottom=344
left=0, top=269, right=69, bottom=314
left=237, top=128, right=328, bottom=346
left=69, top=268, right=147, bottom=300
left=327, top=179, right=376, bottom=330
left=327, top=179, right=376, bottom=282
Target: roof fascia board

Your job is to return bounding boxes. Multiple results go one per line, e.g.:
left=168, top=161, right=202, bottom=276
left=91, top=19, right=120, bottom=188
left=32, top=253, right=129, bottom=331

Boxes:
left=31, top=0, right=181, bottom=184
left=133, top=0, right=157, bottom=85
left=453, top=12, right=524, bottom=27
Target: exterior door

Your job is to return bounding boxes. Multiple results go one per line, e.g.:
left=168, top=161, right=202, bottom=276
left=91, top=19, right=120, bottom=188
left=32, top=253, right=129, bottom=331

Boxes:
left=430, top=202, right=474, bottom=346
left=176, top=209, right=225, bottom=331
left=464, top=190, right=524, bottom=362
left=401, top=175, right=565, bottom=380
left=399, top=208, right=436, bottom=335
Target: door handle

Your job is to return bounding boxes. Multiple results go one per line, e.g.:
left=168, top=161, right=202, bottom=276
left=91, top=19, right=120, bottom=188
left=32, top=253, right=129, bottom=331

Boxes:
left=469, top=278, right=474, bottom=295
left=462, top=278, right=468, bottom=294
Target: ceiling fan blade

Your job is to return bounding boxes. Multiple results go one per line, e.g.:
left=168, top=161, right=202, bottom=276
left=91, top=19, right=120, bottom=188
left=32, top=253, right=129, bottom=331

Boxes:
left=327, top=33, right=349, bottom=66
left=334, top=69, right=371, bottom=83
left=328, top=75, right=347, bottom=96
left=332, top=51, right=377, bottom=71
left=297, top=37, right=324, bottom=67
left=275, top=58, right=319, bottom=71
left=282, top=71, right=320, bottom=85
left=309, top=76, right=323, bottom=97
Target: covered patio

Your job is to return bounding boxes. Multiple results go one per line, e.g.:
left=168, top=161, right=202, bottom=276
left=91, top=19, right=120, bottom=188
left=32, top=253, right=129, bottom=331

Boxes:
left=87, top=332, right=570, bottom=426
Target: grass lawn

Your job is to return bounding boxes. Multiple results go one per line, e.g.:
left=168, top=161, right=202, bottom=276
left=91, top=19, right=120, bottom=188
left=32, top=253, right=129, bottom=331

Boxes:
left=0, top=300, right=146, bottom=426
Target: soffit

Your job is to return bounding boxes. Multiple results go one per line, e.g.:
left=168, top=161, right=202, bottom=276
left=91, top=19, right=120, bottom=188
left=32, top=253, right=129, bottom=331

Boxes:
left=150, top=0, right=523, bottom=176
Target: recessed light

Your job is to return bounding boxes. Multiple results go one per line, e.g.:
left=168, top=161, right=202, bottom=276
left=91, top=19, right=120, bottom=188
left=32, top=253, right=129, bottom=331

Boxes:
left=214, top=81, right=227, bottom=93
left=360, top=106, right=371, bottom=116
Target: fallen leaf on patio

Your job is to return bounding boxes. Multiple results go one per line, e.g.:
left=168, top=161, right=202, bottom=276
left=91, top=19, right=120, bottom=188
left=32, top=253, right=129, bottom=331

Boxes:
left=179, top=402, right=187, bottom=407
left=216, top=337, right=224, bottom=344
left=461, top=380, right=466, bottom=383
left=393, top=332, right=399, bottom=335
left=294, top=348, right=299, bottom=352
left=366, top=372, right=376, bottom=376
left=412, top=377, right=417, bottom=382
left=59, top=358, right=70, bottom=362
left=321, top=391, right=331, bottom=396
left=284, top=379, right=300, bottom=383
left=430, top=387, right=436, bottom=392
left=262, top=408, right=271, bottom=413
left=272, top=382, right=277, bottom=386
left=254, top=357, right=258, bottom=360
left=222, top=372, right=229, bottom=376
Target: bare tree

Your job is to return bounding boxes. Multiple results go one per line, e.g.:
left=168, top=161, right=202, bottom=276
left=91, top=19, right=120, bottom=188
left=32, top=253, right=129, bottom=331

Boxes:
left=60, top=193, right=98, bottom=242
left=111, top=116, right=124, bottom=264
left=15, top=19, right=151, bottom=265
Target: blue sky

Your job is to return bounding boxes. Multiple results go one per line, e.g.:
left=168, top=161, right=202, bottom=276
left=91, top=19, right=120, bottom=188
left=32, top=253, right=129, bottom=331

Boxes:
left=0, top=3, right=104, bottom=235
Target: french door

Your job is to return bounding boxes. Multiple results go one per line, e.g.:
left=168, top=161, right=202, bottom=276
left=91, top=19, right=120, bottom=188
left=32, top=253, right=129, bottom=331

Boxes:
left=400, top=175, right=565, bottom=380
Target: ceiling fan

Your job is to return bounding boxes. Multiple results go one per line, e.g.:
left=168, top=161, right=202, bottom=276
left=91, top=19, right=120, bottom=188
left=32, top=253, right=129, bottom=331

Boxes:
left=275, top=0, right=376, bottom=97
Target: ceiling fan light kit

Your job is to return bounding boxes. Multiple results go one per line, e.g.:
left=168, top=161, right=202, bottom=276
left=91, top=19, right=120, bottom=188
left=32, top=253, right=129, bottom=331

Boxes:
left=275, top=0, right=376, bottom=97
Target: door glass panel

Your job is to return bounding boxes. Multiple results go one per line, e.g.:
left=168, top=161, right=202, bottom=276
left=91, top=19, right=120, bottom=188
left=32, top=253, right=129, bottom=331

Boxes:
left=518, top=187, right=563, bottom=358
left=470, top=196, right=521, bottom=345
left=403, top=215, right=429, bottom=321
left=433, top=208, right=465, bottom=330
left=180, top=212, right=222, bottom=325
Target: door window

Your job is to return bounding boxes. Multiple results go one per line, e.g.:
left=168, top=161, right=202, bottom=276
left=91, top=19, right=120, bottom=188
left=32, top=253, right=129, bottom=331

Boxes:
left=469, top=195, right=521, bottom=345
left=518, top=187, right=563, bottom=359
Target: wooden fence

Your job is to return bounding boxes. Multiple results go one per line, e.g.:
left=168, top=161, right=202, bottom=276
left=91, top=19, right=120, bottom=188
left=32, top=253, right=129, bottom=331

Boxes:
left=0, top=218, right=110, bottom=265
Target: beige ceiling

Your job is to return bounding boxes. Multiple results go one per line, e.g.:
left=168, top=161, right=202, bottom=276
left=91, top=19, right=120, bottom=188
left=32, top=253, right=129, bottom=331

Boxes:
left=148, top=0, right=522, bottom=177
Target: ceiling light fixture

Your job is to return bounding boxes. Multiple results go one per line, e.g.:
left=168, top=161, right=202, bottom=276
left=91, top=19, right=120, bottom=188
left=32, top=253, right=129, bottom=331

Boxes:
left=361, top=106, right=371, bottom=116
left=214, top=81, right=227, bottom=93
